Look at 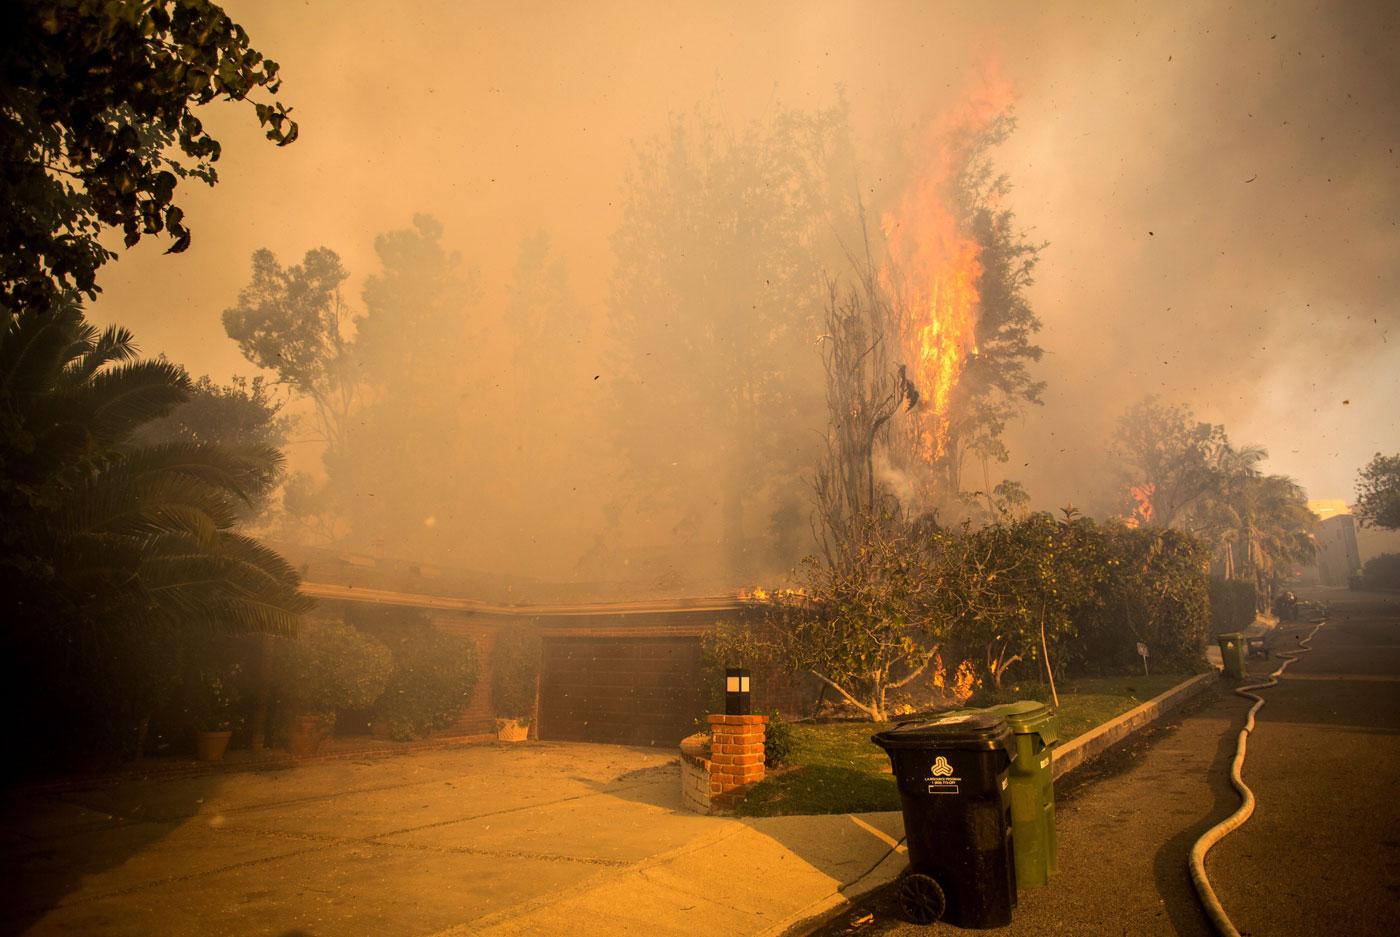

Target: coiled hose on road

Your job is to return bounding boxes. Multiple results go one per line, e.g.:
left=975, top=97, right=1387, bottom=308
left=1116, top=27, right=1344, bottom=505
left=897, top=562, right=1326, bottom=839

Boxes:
left=1188, top=614, right=1329, bottom=937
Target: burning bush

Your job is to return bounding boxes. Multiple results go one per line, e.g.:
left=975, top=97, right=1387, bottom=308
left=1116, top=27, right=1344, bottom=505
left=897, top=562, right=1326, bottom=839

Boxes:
left=715, top=511, right=1212, bottom=720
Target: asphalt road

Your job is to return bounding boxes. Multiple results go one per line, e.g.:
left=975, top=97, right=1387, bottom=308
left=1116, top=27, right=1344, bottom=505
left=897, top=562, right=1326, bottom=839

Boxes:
left=1207, top=593, right=1400, bottom=937
left=810, top=591, right=1400, bottom=937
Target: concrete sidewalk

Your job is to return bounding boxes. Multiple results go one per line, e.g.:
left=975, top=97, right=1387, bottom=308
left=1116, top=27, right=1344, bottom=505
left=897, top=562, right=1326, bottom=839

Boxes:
left=1, top=742, right=905, bottom=937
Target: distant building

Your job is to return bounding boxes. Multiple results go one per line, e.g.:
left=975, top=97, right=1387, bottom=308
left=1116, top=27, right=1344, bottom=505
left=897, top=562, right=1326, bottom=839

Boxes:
left=1308, top=500, right=1362, bottom=586
left=1308, top=499, right=1350, bottom=522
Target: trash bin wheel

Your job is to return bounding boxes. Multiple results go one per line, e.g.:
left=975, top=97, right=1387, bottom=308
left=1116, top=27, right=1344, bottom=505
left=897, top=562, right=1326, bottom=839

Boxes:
left=899, top=872, right=946, bottom=925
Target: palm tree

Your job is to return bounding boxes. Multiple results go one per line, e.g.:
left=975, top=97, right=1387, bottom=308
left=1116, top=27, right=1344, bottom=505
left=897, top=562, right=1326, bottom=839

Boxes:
left=1196, top=442, right=1267, bottom=580
left=1194, top=442, right=1315, bottom=611
left=1, top=299, right=311, bottom=764
left=1237, top=474, right=1316, bottom=603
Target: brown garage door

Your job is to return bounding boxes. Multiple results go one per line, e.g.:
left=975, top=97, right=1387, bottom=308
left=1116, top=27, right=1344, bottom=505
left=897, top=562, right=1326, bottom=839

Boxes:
left=539, top=635, right=707, bottom=746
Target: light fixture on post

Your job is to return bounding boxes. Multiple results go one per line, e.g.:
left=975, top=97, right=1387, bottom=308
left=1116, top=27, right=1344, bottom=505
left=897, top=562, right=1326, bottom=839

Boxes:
left=725, top=667, right=752, bottom=715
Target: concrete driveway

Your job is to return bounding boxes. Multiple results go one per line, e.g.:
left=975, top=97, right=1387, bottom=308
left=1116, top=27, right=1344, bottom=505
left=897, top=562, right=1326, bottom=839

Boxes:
left=2, top=742, right=901, bottom=937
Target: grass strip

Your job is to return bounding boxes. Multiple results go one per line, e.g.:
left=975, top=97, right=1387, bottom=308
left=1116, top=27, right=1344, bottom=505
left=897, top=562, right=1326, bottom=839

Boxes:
left=736, top=673, right=1191, bottom=817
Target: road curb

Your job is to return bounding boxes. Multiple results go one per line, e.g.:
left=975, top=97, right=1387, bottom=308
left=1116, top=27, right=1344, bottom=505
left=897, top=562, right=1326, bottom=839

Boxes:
left=775, top=669, right=1220, bottom=937
left=1051, top=671, right=1217, bottom=780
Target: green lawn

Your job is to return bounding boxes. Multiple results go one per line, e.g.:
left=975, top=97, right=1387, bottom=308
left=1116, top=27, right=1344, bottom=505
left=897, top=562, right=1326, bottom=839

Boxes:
left=735, top=672, right=1192, bottom=817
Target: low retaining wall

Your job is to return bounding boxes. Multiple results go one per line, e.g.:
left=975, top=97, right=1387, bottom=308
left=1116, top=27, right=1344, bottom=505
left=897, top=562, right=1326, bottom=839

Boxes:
left=679, top=734, right=713, bottom=813
left=1051, top=671, right=1217, bottom=779
left=679, top=714, right=769, bottom=814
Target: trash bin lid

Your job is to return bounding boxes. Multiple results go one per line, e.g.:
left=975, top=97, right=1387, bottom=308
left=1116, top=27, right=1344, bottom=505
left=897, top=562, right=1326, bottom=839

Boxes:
left=872, top=710, right=1013, bottom=752
left=981, top=700, right=1058, bottom=745
left=1218, top=632, right=1245, bottom=641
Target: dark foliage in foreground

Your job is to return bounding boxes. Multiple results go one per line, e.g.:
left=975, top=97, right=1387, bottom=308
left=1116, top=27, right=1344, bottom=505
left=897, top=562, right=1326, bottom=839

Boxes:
left=0, top=0, right=296, bottom=310
left=0, top=300, right=310, bottom=770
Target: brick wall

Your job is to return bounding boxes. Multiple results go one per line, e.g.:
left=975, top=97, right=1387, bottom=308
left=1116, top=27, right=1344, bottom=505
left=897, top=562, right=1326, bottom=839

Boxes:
left=679, top=734, right=712, bottom=813
left=677, top=715, right=767, bottom=813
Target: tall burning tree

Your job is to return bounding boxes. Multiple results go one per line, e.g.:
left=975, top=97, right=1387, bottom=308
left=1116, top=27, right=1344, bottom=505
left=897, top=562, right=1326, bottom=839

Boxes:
left=878, top=73, right=1045, bottom=515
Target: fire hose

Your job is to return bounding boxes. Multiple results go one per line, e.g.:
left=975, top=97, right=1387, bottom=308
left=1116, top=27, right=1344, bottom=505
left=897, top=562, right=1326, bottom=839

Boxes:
left=1188, top=614, right=1328, bottom=937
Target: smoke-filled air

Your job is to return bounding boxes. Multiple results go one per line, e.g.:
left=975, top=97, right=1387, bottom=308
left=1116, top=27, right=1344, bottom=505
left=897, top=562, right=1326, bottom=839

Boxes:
left=66, top=0, right=1399, bottom=597
left=3, top=2, right=1400, bottom=934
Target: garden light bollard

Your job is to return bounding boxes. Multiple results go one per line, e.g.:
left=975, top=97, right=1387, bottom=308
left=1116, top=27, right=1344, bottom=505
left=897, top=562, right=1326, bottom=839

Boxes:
left=706, top=713, right=767, bottom=802
left=725, top=666, right=752, bottom=715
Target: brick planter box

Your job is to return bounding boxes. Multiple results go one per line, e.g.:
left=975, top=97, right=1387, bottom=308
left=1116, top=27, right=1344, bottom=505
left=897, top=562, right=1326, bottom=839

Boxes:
left=678, top=714, right=768, bottom=814
left=679, top=733, right=714, bottom=813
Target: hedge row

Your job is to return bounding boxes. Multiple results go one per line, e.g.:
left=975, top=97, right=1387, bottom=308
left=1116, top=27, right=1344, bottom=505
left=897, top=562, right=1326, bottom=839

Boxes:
left=1207, top=576, right=1257, bottom=636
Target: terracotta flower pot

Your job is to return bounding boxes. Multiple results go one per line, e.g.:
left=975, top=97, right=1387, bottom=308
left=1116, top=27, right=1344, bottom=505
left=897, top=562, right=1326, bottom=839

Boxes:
left=497, top=718, right=529, bottom=742
left=195, top=730, right=233, bottom=763
left=287, top=714, right=328, bottom=757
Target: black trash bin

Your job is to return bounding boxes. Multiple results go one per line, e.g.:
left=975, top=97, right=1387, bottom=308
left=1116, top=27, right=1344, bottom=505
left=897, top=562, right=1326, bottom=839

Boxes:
left=872, top=711, right=1017, bottom=928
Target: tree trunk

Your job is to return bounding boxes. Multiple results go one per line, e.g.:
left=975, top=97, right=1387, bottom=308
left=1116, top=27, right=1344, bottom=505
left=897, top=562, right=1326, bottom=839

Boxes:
left=1039, top=607, right=1060, bottom=709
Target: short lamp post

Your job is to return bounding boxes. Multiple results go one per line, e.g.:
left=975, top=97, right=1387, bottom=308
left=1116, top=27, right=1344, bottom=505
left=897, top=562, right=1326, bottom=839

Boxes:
left=725, top=667, right=752, bottom=715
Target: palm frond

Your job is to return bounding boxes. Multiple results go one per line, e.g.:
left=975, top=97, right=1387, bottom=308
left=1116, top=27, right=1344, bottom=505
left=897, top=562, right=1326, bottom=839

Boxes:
left=0, top=301, right=84, bottom=394
left=118, top=440, right=283, bottom=505
left=83, top=360, right=191, bottom=441
left=62, top=323, right=139, bottom=383
left=137, top=532, right=311, bottom=636
left=62, top=469, right=241, bottom=542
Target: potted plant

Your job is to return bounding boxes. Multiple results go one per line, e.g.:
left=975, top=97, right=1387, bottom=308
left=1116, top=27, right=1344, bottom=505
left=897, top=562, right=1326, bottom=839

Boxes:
left=193, top=664, right=244, bottom=763
left=270, top=618, right=393, bottom=756
left=373, top=626, right=479, bottom=741
left=491, top=625, right=541, bottom=742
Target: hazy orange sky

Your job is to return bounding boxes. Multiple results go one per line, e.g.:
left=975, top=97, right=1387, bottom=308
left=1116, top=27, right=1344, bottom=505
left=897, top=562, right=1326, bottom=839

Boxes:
left=86, top=0, right=1399, bottom=576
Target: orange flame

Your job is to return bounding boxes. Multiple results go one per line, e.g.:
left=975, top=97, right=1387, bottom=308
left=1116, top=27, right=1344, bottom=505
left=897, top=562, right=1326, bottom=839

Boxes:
left=1125, top=483, right=1156, bottom=529
left=881, top=66, right=1015, bottom=462
left=739, top=586, right=808, bottom=603
left=930, top=654, right=980, bottom=702
left=952, top=659, right=979, bottom=702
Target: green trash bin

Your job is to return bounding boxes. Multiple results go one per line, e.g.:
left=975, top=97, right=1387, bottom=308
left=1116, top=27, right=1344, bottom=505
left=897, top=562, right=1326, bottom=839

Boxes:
left=1217, top=632, right=1247, bottom=679
left=983, top=701, right=1059, bottom=887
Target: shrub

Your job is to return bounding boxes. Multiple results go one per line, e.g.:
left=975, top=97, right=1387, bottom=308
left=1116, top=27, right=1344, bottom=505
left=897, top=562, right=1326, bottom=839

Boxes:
left=191, top=662, right=246, bottom=733
left=963, top=680, right=1051, bottom=710
left=1208, top=577, right=1257, bottom=635
left=764, top=711, right=794, bottom=767
left=492, top=625, right=542, bottom=724
left=271, top=617, right=394, bottom=726
left=1358, top=553, right=1400, bottom=591
left=1070, top=526, right=1210, bottom=675
left=374, top=627, right=480, bottom=741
